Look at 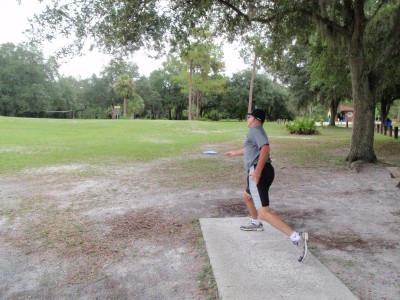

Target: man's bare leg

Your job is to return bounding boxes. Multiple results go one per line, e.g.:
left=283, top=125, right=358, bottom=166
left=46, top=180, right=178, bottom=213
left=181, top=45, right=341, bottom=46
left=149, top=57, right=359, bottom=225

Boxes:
left=240, top=192, right=264, bottom=231
left=257, top=206, right=293, bottom=236
left=243, top=191, right=258, bottom=219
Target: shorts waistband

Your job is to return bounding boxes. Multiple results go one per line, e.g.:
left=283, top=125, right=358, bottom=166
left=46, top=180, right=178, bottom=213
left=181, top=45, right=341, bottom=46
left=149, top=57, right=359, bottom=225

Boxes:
left=248, top=163, right=271, bottom=173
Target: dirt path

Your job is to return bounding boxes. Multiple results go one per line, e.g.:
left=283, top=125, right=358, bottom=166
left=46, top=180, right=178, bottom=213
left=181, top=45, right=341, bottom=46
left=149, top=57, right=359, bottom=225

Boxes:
left=0, top=155, right=399, bottom=299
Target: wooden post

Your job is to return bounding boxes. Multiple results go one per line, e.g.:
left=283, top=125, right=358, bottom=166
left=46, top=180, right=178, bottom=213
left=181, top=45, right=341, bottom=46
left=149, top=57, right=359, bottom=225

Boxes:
left=389, top=126, right=393, bottom=137
left=377, top=123, right=380, bottom=133
left=394, top=127, right=399, bottom=139
left=346, top=121, right=349, bottom=128
left=384, top=126, right=388, bottom=135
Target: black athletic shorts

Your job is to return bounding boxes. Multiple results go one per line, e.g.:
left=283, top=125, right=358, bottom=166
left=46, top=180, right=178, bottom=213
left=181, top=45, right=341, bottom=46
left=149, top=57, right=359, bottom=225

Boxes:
left=246, top=163, right=275, bottom=208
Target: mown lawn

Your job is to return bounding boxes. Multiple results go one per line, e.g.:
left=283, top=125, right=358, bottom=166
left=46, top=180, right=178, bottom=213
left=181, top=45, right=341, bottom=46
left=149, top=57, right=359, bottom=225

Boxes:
left=0, top=117, right=398, bottom=174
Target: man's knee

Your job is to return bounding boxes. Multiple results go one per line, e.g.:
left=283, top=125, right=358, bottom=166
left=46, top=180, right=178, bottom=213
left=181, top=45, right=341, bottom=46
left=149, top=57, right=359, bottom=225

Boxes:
left=242, top=191, right=252, bottom=203
left=258, top=207, right=271, bottom=219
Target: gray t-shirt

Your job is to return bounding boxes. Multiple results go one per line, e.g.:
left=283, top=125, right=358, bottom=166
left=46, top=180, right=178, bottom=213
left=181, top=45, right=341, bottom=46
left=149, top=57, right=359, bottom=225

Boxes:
left=243, top=125, right=271, bottom=171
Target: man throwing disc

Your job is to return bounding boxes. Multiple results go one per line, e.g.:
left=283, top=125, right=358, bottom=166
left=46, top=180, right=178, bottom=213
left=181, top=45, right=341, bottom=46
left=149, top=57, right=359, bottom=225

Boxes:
left=224, top=109, right=309, bottom=262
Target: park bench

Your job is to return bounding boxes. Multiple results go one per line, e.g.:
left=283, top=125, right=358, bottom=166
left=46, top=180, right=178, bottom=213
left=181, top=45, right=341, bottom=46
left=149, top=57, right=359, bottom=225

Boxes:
left=387, top=167, right=400, bottom=188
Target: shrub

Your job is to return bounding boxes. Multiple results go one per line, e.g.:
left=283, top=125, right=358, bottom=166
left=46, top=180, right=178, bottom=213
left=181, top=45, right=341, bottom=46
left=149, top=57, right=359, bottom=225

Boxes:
left=286, top=117, right=319, bottom=135
left=200, top=109, right=228, bottom=121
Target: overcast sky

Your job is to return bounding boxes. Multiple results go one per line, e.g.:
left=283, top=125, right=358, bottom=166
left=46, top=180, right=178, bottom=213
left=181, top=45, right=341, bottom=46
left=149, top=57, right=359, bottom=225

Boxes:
left=0, top=0, right=248, bottom=78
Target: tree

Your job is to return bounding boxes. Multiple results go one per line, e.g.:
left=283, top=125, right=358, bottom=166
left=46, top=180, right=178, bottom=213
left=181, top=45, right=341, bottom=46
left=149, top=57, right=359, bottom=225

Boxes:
left=0, top=43, right=55, bottom=117
left=277, top=44, right=317, bottom=118
left=169, top=27, right=227, bottom=120
left=237, top=34, right=270, bottom=114
left=252, top=73, right=293, bottom=121
left=79, top=75, right=113, bottom=118
left=221, top=70, right=292, bottom=120
left=275, top=20, right=359, bottom=125
left=365, top=3, right=400, bottom=129
left=127, top=93, right=144, bottom=119
left=52, top=76, right=85, bottom=118
left=29, top=1, right=169, bottom=57
left=113, top=74, right=134, bottom=116
left=135, top=75, right=162, bottom=119
left=171, top=42, right=227, bottom=119
left=150, top=61, right=187, bottom=120
left=101, top=58, right=140, bottom=86
left=221, top=71, right=251, bottom=119
left=306, top=34, right=352, bottom=125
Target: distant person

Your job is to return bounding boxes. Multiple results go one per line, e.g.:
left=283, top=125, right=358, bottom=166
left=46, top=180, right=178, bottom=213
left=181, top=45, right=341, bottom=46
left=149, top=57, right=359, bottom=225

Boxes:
left=224, top=109, right=309, bottom=262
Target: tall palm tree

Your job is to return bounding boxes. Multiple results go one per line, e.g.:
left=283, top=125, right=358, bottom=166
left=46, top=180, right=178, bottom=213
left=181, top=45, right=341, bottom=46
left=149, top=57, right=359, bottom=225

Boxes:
left=113, top=74, right=134, bottom=116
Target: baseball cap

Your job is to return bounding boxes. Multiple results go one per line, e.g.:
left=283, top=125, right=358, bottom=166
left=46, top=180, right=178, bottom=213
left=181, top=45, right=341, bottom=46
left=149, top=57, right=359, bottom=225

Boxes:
left=250, top=109, right=265, bottom=123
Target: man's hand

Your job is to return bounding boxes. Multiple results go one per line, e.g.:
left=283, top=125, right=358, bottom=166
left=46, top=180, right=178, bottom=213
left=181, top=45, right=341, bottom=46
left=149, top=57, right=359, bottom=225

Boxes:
left=224, top=148, right=244, bottom=157
left=250, top=144, right=270, bottom=185
left=224, top=150, right=235, bottom=156
left=249, top=169, right=261, bottom=184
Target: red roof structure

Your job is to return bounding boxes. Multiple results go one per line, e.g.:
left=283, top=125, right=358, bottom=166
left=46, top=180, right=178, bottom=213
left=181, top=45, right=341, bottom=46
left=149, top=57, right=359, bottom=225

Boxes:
left=337, top=105, right=354, bottom=122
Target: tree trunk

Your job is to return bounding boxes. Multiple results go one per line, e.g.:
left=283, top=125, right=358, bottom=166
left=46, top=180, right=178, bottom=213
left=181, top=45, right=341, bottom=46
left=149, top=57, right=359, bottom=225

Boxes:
left=346, top=72, right=376, bottom=163
left=248, top=54, right=257, bottom=113
left=397, top=103, right=400, bottom=121
left=380, top=97, right=390, bottom=134
left=123, top=97, right=127, bottom=116
left=196, top=91, right=199, bottom=120
left=188, top=60, right=193, bottom=120
left=346, top=14, right=376, bottom=163
left=329, top=97, right=341, bottom=126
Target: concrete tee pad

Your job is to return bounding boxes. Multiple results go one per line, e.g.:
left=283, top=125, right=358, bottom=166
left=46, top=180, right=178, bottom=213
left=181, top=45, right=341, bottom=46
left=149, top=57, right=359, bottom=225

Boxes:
left=200, top=217, right=357, bottom=300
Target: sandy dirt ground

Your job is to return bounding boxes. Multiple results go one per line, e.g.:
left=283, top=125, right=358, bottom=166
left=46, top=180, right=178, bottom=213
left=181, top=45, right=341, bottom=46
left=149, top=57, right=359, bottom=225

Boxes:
left=0, top=149, right=399, bottom=299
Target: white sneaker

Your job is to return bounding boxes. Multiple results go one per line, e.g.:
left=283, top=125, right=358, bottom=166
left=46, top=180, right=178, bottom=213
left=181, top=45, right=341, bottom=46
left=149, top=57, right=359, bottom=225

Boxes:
left=240, top=221, right=264, bottom=231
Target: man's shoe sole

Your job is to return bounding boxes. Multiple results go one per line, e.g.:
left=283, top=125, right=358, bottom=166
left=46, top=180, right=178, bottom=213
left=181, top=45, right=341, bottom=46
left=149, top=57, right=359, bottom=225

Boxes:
left=298, top=232, right=309, bottom=262
left=240, top=227, right=264, bottom=231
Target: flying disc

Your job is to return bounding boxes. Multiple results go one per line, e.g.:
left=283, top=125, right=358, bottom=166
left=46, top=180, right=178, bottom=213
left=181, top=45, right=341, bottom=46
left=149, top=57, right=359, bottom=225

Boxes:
left=203, top=150, right=218, bottom=155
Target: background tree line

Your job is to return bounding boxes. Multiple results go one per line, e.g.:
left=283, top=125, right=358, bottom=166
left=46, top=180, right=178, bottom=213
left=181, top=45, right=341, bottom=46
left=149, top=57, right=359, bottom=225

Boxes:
left=0, top=42, right=293, bottom=120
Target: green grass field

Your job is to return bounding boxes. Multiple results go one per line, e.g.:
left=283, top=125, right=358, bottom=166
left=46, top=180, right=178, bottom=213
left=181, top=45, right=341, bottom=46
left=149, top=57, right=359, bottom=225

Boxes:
left=0, top=117, right=398, bottom=174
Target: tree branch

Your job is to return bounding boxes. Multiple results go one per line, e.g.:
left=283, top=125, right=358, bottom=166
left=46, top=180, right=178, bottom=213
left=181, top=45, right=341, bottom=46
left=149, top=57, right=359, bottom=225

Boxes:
left=215, top=1, right=350, bottom=39
left=216, top=0, right=251, bottom=23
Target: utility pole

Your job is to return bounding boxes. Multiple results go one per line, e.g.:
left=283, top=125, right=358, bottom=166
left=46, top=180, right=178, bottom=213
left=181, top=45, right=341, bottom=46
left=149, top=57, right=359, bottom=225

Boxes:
left=248, top=54, right=257, bottom=113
